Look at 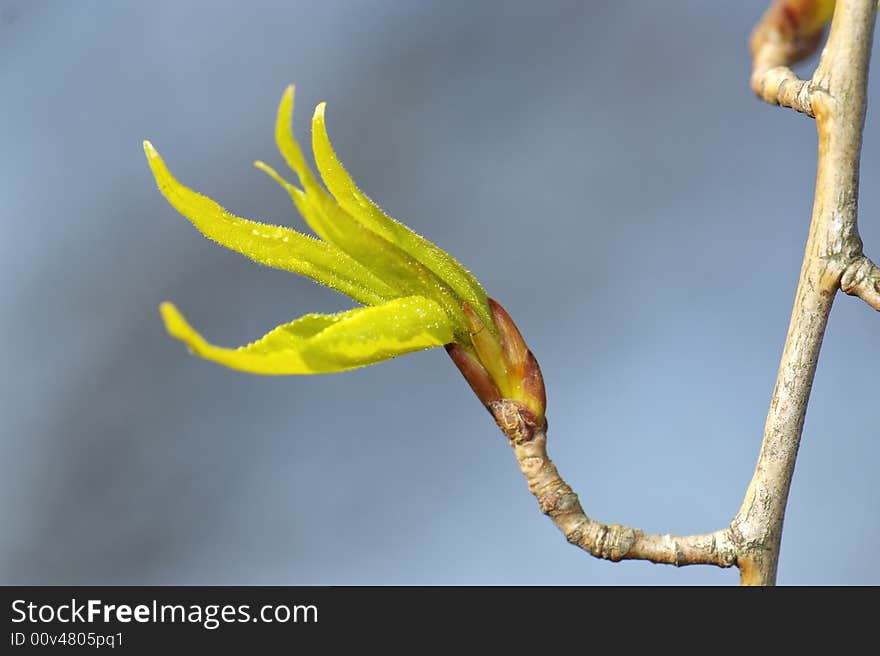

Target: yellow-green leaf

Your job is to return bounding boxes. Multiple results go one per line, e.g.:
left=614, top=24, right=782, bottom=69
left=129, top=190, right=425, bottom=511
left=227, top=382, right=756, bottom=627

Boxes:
left=271, top=85, right=338, bottom=243
left=311, top=101, right=493, bottom=331
left=256, top=159, right=468, bottom=335
left=144, top=141, right=395, bottom=306
left=267, top=87, right=474, bottom=335
left=160, top=295, right=454, bottom=375
left=274, top=85, right=323, bottom=195
left=269, top=91, right=434, bottom=296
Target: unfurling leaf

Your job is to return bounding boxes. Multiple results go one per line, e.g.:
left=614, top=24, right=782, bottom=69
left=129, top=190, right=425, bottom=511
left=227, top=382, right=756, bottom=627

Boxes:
left=160, top=296, right=453, bottom=375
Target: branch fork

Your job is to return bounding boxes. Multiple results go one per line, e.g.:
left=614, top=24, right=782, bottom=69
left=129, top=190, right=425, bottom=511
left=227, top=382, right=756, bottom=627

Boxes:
left=841, top=255, right=880, bottom=310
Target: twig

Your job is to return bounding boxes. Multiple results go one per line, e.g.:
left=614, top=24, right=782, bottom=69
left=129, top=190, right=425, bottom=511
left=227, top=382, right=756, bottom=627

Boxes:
left=510, top=421, right=737, bottom=567
left=749, top=0, right=830, bottom=115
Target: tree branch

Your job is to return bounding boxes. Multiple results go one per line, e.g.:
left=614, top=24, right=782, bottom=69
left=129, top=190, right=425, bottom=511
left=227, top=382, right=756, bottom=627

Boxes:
left=512, top=425, right=737, bottom=568
left=733, top=0, right=876, bottom=585
left=493, top=0, right=877, bottom=585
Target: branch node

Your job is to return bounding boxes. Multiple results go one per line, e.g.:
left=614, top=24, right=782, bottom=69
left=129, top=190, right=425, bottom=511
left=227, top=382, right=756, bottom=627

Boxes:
left=841, top=255, right=880, bottom=311
left=751, top=66, right=815, bottom=116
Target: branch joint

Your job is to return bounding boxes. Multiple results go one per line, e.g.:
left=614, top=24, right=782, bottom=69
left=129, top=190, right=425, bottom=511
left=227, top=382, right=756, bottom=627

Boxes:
left=841, top=254, right=880, bottom=311
left=752, top=66, right=816, bottom=116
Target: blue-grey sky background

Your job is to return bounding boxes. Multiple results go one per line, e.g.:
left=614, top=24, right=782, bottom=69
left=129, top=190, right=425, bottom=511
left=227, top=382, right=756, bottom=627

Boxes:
left=2, top=1, right=878, bottom=585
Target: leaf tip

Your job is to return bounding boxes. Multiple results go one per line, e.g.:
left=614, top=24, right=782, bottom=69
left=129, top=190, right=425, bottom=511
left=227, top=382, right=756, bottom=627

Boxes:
left=282, top=84, right=295, bottom=107
left=254, top=159, right=282, bottom=183
left=277, top=86, right=296, bottom=134
left=143, top=141, right=169, bottom=187
left=314, top=101, right=328, bottom=120
left=159, top=302, right=188, bottom=340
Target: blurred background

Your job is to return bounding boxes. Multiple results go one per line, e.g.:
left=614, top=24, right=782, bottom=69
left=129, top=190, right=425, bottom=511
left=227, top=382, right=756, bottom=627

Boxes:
left=2, top=0, right=878, bottom=585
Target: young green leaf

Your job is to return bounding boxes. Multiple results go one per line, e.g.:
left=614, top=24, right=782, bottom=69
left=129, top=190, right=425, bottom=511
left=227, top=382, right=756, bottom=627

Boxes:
left=311, top=101, right=494, bottom=332
left=160, top=295, right=454, bottom=375
left=144, top=141, right=395, bottom=306
left=255, top=159, right=468, bottom=335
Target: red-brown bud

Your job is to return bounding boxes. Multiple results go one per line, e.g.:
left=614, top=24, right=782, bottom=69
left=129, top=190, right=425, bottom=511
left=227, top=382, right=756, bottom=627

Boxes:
left=445, top=343, right=502, bottom=409
left=750, top=0, right=833, bottom=66
left=447, top=298, right=546, bottom=436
